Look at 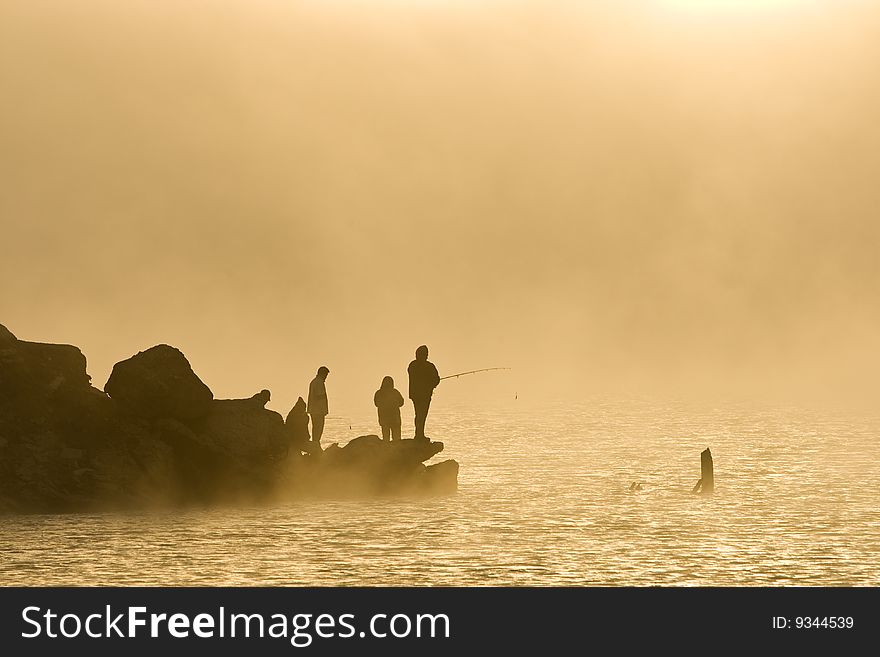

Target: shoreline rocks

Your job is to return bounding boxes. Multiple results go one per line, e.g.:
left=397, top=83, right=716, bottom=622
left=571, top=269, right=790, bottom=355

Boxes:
left=104, top=345, right=213, bottom=422
left=0, top=323, right=458, bottom=514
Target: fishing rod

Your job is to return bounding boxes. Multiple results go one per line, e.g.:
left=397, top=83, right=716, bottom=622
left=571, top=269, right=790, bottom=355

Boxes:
left=440, top=367, right=511, bottom=381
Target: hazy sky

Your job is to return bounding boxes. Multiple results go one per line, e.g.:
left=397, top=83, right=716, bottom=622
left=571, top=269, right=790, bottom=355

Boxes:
left=2, top=0, right=878, bottom=414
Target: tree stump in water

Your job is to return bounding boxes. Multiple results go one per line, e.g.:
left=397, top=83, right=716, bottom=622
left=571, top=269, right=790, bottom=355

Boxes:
left=695, top=447, right=714, bottom=495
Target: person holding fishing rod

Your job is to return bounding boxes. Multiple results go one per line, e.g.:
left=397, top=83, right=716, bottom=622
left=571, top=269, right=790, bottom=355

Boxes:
left=407, top=345, right=440, bottom=441
left=407, top=344, right=511, bottom=441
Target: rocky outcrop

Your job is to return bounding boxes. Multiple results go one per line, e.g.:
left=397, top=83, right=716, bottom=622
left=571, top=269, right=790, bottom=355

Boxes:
left=0, top=329, right=182, bottom=513
left=282, top=436, right=456, bottom=498
left=104, top=345, right=213, bottom=422
left=0, top=327, right=90, bottom=401
left=0, top=323, right=458, bottom=513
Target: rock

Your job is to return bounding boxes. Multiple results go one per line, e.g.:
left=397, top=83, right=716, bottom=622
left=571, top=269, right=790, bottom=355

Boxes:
left=154, top=413, right=283, bottom=505
left=51, top=386, right=118, bottom=449
left=0, top=325, right=91, bottom=400
left=195, top=398, right=287, bottom=461
left=394, top=438, right=444, bottom=462
left=287, top=437, right=453, bottom=497
left=60, top=447, right=84, bottom=461
left=249, top=389, right=271, bottom=408
left=340, top=435, right=443, bottom=461
left=0, top=323, right=16, bottom=344
left=0, top=387, right=184, bottom=513
left=422, top=460, right=459, bottom=494
left=343, top=434, right=383, bottom=452
left=0, top=429, right=73, bottom=512
left=104, top=345, right=213, bottom=422
left=85, top=424, right=180, bottom=508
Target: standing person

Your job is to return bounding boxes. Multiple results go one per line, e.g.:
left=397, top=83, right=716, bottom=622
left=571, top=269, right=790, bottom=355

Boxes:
left=374, top=376, right=404, bottom=442
left=308, top=366, right=330, bottom=448
left=407, top=345, right=440, bottom=441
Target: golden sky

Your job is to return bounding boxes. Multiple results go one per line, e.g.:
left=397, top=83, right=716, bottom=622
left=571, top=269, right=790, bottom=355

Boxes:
left=2, top=1, right=878, bottom=413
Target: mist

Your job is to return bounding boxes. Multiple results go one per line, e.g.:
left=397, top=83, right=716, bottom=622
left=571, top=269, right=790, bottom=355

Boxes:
left=2, top=0, right=879, bottom=416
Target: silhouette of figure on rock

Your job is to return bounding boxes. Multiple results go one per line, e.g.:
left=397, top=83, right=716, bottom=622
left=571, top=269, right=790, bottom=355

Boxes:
left=407, top=345, right=439, bottom=441
left=374, top=376, right=404, bottom=442
left=285, top=396, right=311, bottom=455
left=308, top=366, right=330, bottom=448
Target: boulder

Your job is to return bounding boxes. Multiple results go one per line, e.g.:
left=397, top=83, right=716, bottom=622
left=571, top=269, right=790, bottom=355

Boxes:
left=0, top=324, right=91, bottom=400
left=104, top=345, right=213, bottom=422
left=342, top=434, right=384, bottom=452
left=342, top=435, right=443, bottom=460
left=294, top=437, right=453, bottom=496
left=393, top=438, right=445, bottom=462
left=422, top=460, right=459, bottom=494
left=195, top=398, right=287, bottom=461
left=321, top=436, right=441, bottom=469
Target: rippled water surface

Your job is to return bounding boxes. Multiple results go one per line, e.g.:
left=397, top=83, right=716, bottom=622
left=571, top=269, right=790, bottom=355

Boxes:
left=2, top=400, right=879, bottom=585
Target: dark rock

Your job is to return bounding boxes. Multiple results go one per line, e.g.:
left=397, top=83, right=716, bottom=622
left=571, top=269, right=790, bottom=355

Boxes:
left=0, top=387, right=182, bottom=513
left=249, top=389, right=271, bottom=408
left=0, top=323, right=16, bottom=344
left=152, top=414, right=283, bottom=505
left=60, top=447, right=85, bottom=461
left=422, top=460, right=459, bottom=494
left=195, top=398, right=287, bottom=461
left=104, top=344, right=213, bottom=422
left=287, top=437, right=455, bottom=497
left=339, top=435, right=443, bottom=462
left=343, top=434, right=384, bottom=452
left=85, top=423, right=180, bottom=508
left=0, top=325, right=91, bottom=400
left=0, top=429, right=68, bottom=511
left=394, top=438, right=444, bottom=462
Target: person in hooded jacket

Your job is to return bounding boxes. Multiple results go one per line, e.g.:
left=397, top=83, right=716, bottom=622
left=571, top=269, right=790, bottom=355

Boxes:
left=374, top=376, right=404, bottom=442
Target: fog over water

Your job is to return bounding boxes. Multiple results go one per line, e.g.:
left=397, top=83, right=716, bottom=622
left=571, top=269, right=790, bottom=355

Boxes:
left=2, top=0, right=879, bottom=419
left=3, top=402, right=879, bottom=586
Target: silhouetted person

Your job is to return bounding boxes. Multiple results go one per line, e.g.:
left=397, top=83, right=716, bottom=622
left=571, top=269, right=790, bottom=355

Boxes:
left=308, top=366, right=330, bottom=447
left=407, top=345, right=440, bottom=441
left=285, top=396, right=311, bottom=455
left=374, top=376, right=404, bottom=442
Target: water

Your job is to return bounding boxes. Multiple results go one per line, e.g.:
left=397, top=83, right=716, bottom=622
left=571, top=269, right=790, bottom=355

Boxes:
left=2, top=399, right=879, bottom=585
